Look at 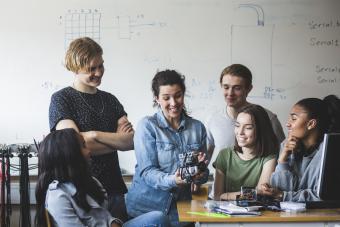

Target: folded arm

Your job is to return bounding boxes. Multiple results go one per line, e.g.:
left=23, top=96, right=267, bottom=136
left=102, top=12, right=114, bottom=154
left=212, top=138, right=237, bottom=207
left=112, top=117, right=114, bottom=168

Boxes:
left=56, top=116, right=134, bottom=156
left=90, top=116, right=134, bottom=151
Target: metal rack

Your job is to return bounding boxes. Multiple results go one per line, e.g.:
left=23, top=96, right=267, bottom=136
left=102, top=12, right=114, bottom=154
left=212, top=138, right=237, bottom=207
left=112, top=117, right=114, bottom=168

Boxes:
left=0, top=144, right=37, bottom=227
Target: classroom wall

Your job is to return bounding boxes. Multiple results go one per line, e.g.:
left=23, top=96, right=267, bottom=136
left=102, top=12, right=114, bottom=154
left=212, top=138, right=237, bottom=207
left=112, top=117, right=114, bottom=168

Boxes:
left=1, top=0, right=340, bottom=174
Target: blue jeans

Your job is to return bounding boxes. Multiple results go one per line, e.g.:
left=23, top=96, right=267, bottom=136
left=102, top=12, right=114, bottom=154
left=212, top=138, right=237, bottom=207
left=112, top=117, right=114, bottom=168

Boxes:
left=123, top=211, right=170, bottom=227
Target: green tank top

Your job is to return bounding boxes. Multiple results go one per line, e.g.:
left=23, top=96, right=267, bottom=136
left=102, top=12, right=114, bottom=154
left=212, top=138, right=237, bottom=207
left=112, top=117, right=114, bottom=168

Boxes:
left=214, top=147, right=275, bottom=193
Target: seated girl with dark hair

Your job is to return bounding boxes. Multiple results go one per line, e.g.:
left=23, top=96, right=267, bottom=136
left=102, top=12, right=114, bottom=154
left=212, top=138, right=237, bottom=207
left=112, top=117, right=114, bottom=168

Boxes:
left=258, top=95, right=340, bottom=202
left=35, top=128, right=170, bottom=227
left=213, top=104, right=279, bottom=201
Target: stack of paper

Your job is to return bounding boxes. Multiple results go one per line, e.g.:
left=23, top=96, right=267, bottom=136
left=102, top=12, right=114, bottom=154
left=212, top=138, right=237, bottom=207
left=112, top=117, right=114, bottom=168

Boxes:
left=216, top=203, right=262, bottom=215
left=280, top=202, right=306, bottom=212
left=204, top=201, right=262, bottom=216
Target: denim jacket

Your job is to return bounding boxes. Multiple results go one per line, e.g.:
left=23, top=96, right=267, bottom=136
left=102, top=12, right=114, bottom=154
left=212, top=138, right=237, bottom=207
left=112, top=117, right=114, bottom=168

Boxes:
left=126, top=110, right=208, bottom=226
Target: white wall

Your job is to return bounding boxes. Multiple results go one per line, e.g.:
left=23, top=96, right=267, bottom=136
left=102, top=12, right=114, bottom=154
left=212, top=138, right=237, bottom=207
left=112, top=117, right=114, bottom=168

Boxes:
left=1, top=0, right=340, bottom=174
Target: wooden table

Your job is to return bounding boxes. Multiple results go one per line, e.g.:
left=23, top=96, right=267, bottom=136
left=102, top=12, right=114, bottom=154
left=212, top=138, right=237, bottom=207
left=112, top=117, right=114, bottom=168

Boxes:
left=177, top=200, right=340, bottom=227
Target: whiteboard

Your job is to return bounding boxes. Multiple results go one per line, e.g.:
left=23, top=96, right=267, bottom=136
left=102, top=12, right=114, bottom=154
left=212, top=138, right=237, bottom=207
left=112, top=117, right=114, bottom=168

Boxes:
left=1, top=0, right=340, bottom=174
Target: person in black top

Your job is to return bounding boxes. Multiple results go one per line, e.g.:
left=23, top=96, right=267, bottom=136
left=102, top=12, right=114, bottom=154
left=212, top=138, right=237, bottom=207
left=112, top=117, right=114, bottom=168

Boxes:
left=49, top=37, right=134, bottom=222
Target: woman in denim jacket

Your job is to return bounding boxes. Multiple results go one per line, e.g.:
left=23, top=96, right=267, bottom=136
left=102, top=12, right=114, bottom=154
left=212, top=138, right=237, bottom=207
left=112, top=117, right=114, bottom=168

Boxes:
left=35, top=128, right=170, bottom=227
left=126, top=70, right=209, bottom=227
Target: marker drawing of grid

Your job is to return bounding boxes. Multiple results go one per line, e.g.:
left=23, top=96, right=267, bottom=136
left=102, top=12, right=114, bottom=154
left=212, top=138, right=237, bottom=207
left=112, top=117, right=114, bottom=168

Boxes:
left=64, top=9, right=101, bottom=48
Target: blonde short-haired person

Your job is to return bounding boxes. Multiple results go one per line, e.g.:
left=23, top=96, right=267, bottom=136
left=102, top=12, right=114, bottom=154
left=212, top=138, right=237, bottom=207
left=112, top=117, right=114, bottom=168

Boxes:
left=49, top=37, right=133, bottom=221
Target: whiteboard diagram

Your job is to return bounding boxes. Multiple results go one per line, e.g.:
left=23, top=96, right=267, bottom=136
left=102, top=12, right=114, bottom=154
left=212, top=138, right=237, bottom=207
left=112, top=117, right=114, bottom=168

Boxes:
left=1, top=0, right=339, bottom=173
left=64, top=9, right=101, bottom=48
left=231, top=4, right=286, bottom=100
left=112, top=15, right=167, bottom=40
left=62, top=10, right=167, bottom=44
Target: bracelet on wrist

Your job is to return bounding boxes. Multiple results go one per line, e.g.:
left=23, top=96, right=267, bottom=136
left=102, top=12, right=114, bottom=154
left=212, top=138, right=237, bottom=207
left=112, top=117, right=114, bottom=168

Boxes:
left=112, top=218, right=123, bottom=226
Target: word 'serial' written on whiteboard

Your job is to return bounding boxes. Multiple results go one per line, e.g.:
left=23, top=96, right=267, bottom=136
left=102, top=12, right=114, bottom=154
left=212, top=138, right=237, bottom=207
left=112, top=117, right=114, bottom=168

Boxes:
left=1, top=0, right=339, bottom=173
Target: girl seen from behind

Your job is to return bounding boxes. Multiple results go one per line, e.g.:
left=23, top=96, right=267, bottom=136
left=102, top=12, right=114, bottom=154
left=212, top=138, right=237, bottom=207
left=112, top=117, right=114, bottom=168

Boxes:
left=35, top=128, right=170, bottom=227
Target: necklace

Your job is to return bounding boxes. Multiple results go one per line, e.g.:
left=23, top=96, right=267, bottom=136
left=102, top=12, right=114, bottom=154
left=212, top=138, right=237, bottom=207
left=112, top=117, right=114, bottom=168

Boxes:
left=76, top=90, right=105, bottom=114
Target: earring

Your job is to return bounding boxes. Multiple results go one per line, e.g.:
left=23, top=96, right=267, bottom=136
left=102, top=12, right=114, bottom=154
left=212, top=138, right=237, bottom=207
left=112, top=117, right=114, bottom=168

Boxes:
left=307, top=119, right=316, bottom=130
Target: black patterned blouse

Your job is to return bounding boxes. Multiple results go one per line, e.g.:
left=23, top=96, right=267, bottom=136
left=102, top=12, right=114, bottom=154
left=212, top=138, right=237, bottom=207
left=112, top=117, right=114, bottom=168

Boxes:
left=49, top=86, right=127, bottom=195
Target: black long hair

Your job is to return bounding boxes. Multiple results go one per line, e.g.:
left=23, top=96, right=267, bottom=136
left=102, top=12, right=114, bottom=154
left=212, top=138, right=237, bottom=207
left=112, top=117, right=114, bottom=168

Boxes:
left=295, top=95, right=340, bottom=147
left=234, top=104, right=279, bottom=157
left=323, top=95, right=340, bottom=133
left=35, top=128, right=105, bottom=227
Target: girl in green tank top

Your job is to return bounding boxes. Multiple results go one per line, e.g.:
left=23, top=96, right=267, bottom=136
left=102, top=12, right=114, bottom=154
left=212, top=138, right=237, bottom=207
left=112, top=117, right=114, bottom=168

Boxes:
left=213, top=104, right=279, bottom=201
